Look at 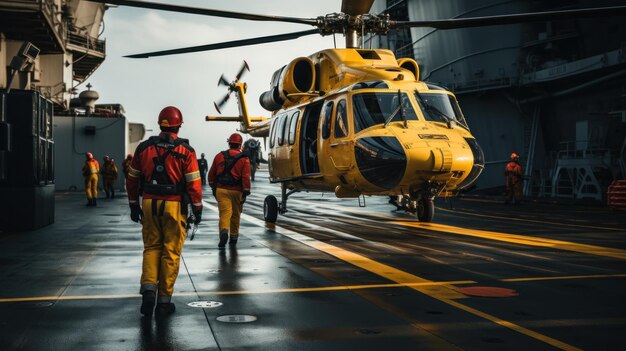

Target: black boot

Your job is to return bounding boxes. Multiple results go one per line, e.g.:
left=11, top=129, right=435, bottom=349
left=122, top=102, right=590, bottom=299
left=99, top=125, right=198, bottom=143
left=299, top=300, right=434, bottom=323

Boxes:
left=218, top=230, right=228, bottom=249
left=86, top=199, right=93, bottom=206
left=93, top=198, right=97, bottom=207
left=229, top=238, right=238, bottom=247
left=140, top=291, right=156, bottom=316
left=111, top=190, right=115, bottom=199
left=155, top=302, right=175, bottom=316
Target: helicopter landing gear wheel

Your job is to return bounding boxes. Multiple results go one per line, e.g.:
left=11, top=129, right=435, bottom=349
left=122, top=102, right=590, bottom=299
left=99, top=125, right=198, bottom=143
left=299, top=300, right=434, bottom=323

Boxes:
left=264, top=195, right=278, bottom=223
left=417, top=198, right=434, bottom=222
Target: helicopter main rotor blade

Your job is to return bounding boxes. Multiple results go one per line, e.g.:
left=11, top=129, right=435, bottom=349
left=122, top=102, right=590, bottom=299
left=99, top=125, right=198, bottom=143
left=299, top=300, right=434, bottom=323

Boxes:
left=87, top=0, right=317, bottom=26
left=393, top=5, right=626, bottom=30
left=235, top=61, right=250, bottom=81
left=341, top=0, right=374, bottom=17
left=125, top=29, right=320, bottom=58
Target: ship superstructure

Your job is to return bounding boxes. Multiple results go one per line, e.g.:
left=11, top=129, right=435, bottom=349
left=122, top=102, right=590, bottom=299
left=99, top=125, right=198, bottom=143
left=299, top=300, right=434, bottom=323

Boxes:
left=372, top=0, right=626, bottom=201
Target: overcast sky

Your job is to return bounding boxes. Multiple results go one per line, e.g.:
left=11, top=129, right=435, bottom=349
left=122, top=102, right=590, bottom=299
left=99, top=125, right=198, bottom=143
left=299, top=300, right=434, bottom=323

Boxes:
left=88, top=0, right=340, bottom=157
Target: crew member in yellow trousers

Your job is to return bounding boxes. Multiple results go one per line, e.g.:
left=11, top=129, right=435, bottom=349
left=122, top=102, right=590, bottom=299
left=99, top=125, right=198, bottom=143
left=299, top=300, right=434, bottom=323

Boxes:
left=208, top=133, right=251, bottom=248
left=101, top=155, right=119, bottom=199
left=82, top=152, right=100, bottom=206
left=126, top=106, right=202, bottom=317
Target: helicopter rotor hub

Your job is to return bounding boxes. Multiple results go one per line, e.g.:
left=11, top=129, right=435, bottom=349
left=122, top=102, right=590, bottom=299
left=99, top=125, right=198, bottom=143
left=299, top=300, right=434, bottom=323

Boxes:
left=316, top=13, right=392, bottom=36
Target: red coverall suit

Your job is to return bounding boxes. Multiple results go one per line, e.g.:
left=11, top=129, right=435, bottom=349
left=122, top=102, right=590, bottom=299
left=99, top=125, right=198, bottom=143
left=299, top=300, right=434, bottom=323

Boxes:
left=505, top=161, right=523, bottom=204
left=208, top=148, right=251, bottom=245
left=126, top=132, right=202, bottom=304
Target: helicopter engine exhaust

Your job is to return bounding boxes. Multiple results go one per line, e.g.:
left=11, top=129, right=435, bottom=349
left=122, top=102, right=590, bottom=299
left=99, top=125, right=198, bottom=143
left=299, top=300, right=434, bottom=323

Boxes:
left=259, top=57, right=316, bottom=111
left=397, top=58, right=420, bottom=81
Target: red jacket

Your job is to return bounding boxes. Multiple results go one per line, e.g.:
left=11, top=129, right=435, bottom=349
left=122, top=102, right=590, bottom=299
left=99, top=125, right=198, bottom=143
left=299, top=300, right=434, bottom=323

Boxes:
left=126, top=132, right=202, bottom=210
left=208, top=149, right=251, bottom=192
left=82, top=159, right=99, bottom=176
left=505, top=161, right=523, bottom=185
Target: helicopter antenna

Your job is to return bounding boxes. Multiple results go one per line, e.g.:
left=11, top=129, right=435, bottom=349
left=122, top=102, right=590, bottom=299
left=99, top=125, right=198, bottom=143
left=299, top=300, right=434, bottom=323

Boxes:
left=214, top=61, right=250, bottom=114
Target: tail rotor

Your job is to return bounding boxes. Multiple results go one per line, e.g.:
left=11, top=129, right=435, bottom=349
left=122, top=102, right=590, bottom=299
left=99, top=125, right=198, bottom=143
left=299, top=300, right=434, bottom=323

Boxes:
left=213, top=60, right=250, bottom=114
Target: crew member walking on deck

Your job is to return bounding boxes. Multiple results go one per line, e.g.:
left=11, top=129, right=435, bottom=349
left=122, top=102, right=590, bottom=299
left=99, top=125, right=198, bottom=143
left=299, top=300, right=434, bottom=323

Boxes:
left=122, top=154, right=132, bottom=178
left=198, top=153, right=208, bottom=185
left=101, top=155, right=119, bottom=199
left=82, top=152, right=100, bottom=206
left=505, top=152, right=523, bottom=205
left=208, top=133, right=251, bottom=248
left=126, top=106, right=203, bottom=317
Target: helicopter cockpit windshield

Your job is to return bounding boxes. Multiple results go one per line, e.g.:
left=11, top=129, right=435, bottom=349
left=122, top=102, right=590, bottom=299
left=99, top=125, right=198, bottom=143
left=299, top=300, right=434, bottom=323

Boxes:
left=414, top=91, right=469, bottom=129
left=353, top=92, right=418, bottom=133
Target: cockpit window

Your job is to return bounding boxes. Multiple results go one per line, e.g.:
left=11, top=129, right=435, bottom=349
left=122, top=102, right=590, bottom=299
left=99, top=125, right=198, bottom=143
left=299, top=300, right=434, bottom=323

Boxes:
left=352, top=92, right=418, bottom=133
left=414, top=92, right=468, bottom=128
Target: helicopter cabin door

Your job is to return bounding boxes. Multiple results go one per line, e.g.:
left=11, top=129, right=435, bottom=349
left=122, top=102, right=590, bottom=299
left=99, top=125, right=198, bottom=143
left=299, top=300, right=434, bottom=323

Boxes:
left=327, top=99, right=353, bottom=171
left=269, top=109, right=301, bottom=181
left=300, top=101, right=323, bottom=175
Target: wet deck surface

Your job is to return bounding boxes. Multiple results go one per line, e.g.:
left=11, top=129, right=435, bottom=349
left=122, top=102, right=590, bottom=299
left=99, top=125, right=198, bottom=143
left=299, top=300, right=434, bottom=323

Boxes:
left=1, top=170, right=625, bottom=350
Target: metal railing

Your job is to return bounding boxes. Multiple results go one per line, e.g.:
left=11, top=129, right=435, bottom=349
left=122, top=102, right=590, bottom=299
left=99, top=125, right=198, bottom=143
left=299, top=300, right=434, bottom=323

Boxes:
left=67, top=30, right=106, bottom=55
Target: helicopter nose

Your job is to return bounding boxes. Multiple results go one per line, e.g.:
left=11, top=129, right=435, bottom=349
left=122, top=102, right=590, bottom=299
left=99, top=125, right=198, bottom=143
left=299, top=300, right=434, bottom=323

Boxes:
left=354, top=136, right=406, bottom=189
left=457, top=137, right=485, bottom=189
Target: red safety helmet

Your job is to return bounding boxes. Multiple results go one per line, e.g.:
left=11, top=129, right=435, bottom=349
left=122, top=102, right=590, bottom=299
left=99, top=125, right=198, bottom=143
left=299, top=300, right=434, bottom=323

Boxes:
left=86, top=152, right=93, bottom=160
left=158, top=106, right=183, bottom=127
left=227, top=133, right=243, bottom=145
left=510, top=152, right=519, bottom=160
left=126, top=154, right=133, bottom=160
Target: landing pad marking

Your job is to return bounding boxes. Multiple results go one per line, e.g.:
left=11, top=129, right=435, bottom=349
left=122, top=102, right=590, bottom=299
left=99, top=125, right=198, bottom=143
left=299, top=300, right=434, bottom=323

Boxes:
left=394, top=221, right=626, bottom=260
left=203, top=201, right=583, bottom=351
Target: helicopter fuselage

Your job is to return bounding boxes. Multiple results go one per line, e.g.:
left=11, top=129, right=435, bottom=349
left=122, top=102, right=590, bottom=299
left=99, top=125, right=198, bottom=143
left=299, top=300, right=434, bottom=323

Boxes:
left=267, top=80, right=484, bottom=201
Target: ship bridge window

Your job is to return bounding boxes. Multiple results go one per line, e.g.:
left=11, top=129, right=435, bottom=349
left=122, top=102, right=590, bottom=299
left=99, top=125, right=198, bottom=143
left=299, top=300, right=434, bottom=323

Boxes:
left=351, top=81, right=389, bottom=90
left=414, top=92, right=468, bottom=128
left=352, top=92, right=418, bottom=133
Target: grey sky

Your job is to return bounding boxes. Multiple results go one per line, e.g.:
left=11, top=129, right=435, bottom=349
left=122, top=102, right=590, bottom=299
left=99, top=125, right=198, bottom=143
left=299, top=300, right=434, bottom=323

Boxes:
left=88, top=0, right=339, bottom=157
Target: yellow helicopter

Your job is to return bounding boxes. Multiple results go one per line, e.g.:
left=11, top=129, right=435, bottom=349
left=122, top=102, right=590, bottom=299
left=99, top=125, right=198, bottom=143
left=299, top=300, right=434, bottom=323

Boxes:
left=90, top=0, right=626, bottom=223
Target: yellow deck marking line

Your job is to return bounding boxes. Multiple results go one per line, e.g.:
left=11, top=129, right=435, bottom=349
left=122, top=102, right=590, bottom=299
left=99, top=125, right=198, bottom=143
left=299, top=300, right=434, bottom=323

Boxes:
left=437, top=206, right=624, bottom=232
left=393, top=221, right=626, bottom=260
left=2, top=273, right=624, bottom=304
left=501, top=273, right=626, bottom=282
left=205, top=201, right=582, bottom=351
left=0, top=280, right=474, bottom=303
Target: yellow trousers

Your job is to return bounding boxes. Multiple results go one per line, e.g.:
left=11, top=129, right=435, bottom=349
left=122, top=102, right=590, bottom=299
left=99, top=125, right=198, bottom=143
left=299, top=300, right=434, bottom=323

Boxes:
left=84, top=174, right=98, bottom=199
left=140, top=198, right=187, bottom=303
left=216, top=188, right=244, bottom=239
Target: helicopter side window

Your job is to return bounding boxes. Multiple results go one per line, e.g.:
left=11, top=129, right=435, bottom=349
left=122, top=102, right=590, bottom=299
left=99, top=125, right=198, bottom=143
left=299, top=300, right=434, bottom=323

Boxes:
left=269, top=117, right=279, bottom=148
left=322, top=101, right=333, bottom=139
left=277, top=113, right=288, bottom=146
left=334, top=100, right=349, bottom=138
left=353, top=92, right=417, bottom=133
left=288, top=110, right=300, bottom=145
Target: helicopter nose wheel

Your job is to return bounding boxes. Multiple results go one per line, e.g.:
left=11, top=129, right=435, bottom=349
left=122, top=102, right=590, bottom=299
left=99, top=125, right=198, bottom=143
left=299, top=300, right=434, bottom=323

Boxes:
left=416, top=198, right=435, bottom=222
left=263, top=195, right=278, bottom=223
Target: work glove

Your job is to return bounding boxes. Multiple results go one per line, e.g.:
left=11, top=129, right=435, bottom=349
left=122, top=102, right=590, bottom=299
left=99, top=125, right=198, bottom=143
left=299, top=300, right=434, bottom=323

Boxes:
left=130, top=204, right=143, bottom=223
left=242, top=190, right=250, bottom=204
left=192, top=206, right=202, bottom=225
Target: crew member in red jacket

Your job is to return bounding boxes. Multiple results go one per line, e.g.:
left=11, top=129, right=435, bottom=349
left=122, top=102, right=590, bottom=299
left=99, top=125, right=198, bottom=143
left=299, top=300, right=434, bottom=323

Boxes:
left=504, top=152, right=523, bottom=205
left=208, top=133, right=251, bottom=248
left=126, top=106, right=202, bottom=317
